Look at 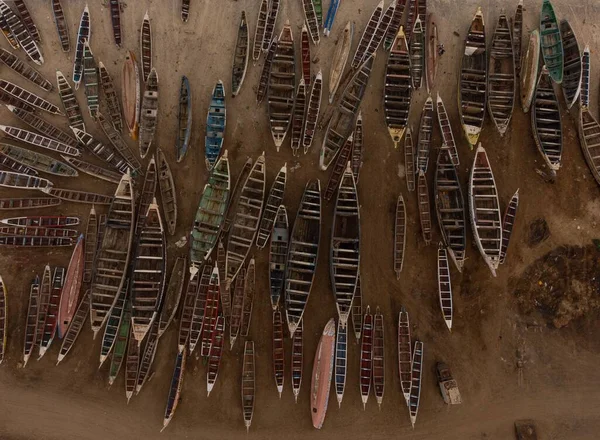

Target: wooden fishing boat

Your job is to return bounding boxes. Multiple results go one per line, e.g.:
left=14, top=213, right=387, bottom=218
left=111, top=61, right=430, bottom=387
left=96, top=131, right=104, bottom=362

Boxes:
left=200, top=265, right=220, bottom=356
left=436, top=94, right=460, bottom=166
left=135, top=320, right=159, bottom=394
left=229, top=267, right=245, bottom=349
left=232, top=12, right=249, bottom=97
left=384, top=26, right=411, bottom=149
left=272, top=309, right=285, bottom=397
left=122, top=51, right=141, bottom=140
left=181, top=0, right=190, bottom=22
left=107, top=301, right=131, bottom=385
left=302, top=0, right=320, bottom=45
left=82, top=208, right=97, bottom=284
left=0, top=215, right=72, bottom=229
left=189, top=264, right=212, bottom=353
left=426, top=13, right=438, bottom=92
left=96, top=113, right=141, bottom=173
left=301, top=25, right=311, bottom=87
left=0, top=235, right=72, bottom=247
left=156, top=148, right=177, bottom=235
left=303, top=70, right=322, bottom=154
left=285, top=180, right=321, bottom=336
left=540, top=0, right=563, bottom=83
left=157, top=256, right=186, bottom=337
left=205, top=81, right=226, bottom=169
left=435, top=150, right=466, bottom=272
left=0, top=10, right=18, bottom=49
left=532, top=67, right=562, bottom=171
left=34, top=266, right=52, bottom=356
left=469, top=145, right=502, bottom=276
left=189, top=152, right=230, bottom=272
left=162, top=350, right=186, bottom=431
left=240, top=257, right=255, bottom=337
left=140, top=11, right=152, bottom=81
left=409, top=340, right=424, bottom=427
left=6, top=106, right=77, bottom=147
left=134, top=161, right=156, bottom=232
left=1, top=126, right=79, bottom=158
left=268, top=24, right=295, bottom=150
left=73, top=6, right=90, bottom=88
left=0, top=81, right=59, bottom=115
left=404, top=0, right=417, bottom=42
left=311, top=318, right=335, bottom=429
left=417, top=0, right=427, bottom=26
left=373, top=307, right=385, bottom=407
left=0, top=151, right=37, bottom=176
left=262, top=0, right=280, bottom=53
left=352, top=113, right=363, bottom=182
left=417, top=170, right=432, bottom=245
left=334, top=319, right=347, bottom=407
left=360, top=306, right=373, bottom=409
left=62, top=157, right=121, bottom=184
left=125, top=327, right=140, bottom=401
left=99, top=280, right=128, bottom=367
left=323, top=0, right=340, bottom=36
left=110, top=0, right=122, bottom=47
left=0, top=197, right=59, bottom=210
left=291, top=318, right=303, bottom=401
left=328, top=21, right=353, bottom=103
left=98, top=63, right=123, bottom=132
left=82, top=41, right=99, bottom=119
left=363, top=0, right=395, bottom=64
left=0, top=144, right=76, bottom=177
left=39, top=268, right=64, bottom=357
left=43, top=187, right=113, bottom=205
left=578, top=106, right=600, bottom=187
left=520, top=30, right=540, bottom=113
left=0, top=48, right=51, bottom=91
left=291, top=80, right=307, bottom=156
left=0, top=225, right=76, bottom=238
left=225, top=154, right=265, bottom=284
left=89, top=173, right=135, bottom=335
left=269, top=206, right=288, bottom=309
left=488, top=13, right=515, bottom=137
left=459, top=7, right=487, bottom=148
left=437, top=245, right=453, bottom=331
left=499, top=189, right=519, bottom=264
left=0, top=1, right=42, bottom=65
left=51, top=0, right=69, bottom=52
left=409, top=18, right=425, bottom=90
left=242, top=341, right=256, bottom=432
left=416, top=96, right=434, bottom=172
left=0, top=89, right=35, bottom=112
left=252, top=0, right=268, bottom=62
left=206, top=315, right=225, bottom=396
left=139, top=68, right=159, bottom=159
left=351, top=275, right=362, bottom=340
left=72, top=128, right=129, bottom=174
left=350, top=1, right=383, bottom=70
left=560, top=20, right=582, bottom=109
left=56, top=291, right=90, bottom=364
left=256, top=37, right=277, bottom=104
left=394, top=195, right=407, bottom=279
left=313, top=0, right=323, bottom=26
left=0, top=171, right=52, bottom=190
left=513, top=0, right=523, bottom=78
left=176, top=76, right=192, bottom=162
left=23, top=276, right=40, bottom=366
left=56, top=70, right=85, bottom=131
left=331, top=163, right=360, bottom=325
left=581, top=45, right=590, bottom=109
left=257, top=164, right=287, bottom=248
left=217, top=240, right=229, bottom=317
left=177, top=268, right=199, bottom=352
left=398, top=307, right=412, bottom=404
left=383, top=0, right=406, bottom=50
left=404, top=128, right=415, bottom=191
left=0, top=275, right=5, bottom=363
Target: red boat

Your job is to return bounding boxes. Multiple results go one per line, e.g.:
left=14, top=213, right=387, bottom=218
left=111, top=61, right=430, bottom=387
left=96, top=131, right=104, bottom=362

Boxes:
left=360, top=306, right=374, bottom=409
left=57, top=234, right=84, bottom=338
left=310, top=318, right=336, bottom=429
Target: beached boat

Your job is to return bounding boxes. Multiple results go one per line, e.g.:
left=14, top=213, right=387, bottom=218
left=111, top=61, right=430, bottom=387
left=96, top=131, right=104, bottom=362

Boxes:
left=285, top=180, right=321, bottom=336
left=188, top=264, right=212, bottom=353
left=417, top=170, right=432, bottom=245
left=42, top=269, right=65, bottom=357
left=578, top=106, right=600, bottom=187
left=252, top=0, right=268, bottom=62
left=52, top=0, right=69, bottom=52
left=72, top=128, right=129, bottom=173
left=156, top=148, right=177, bottom=235
left=200, top=265, right=221, bottom=356
left=350, top=1, right=383, bottom=70
left=409, top=340, right=424, bottom=427
left=302, top=0, right=320, bottom=45
left=311, top=318, right=335, bottom=429
left=262, top=0, right=280, bottom=54
left=181, top=0, right=190, bottom=22
left=240, top=258, right=255, bottom=337
left=351, top=275, right=362, bottom=341
left=417, top=0, right=427, bottom=27
left=0, top=197, right=59, bottom=210
left=109, top=0, right=122, bottom=47
left=140, top=11, right=152, bottom=81
left=107, top=300, right=131, bottom=385
left=217, top=240, right=229, bottom=317
left=437, top=245, right=453, bottom=331
left=13, top=1, right=38, bottom=41
left=398, top=307, right=412, bottom=404
left=135, top=320, right=159, bottom=394
left=232, top=12, right=249, bottom=97
left=0, top=235, right=73, bottom=247
left=206, top=315, right=225, bottom=396
left=43, top=187, right=113, bottom=205
left=0, top=144, right=76, bottom=177
left=363, top=0, right=395, bottom=64
left=323, top=0, right=339, bottom=36
left=229, top=267, right=245, bottom=349
left=520, top=30, right=540, bottom=113
left=157, top=257, right=186, bottom=337
left=122, top=51, right=141, bottom=140
left=177, top=269, right=199, bottom=352
left=0, top=89, right=35, bottom=112
left=291, top=318, right=303, bottom=401
left=426, top=13, right=438, bottom=92
left=139, top=68, right=159, bottom=159
left=269, top=206, right=288, bottom=309
left=205, top=81, right=226, bottom=169
left=352, top=113, right=364, bottom=181
left=176, top=76, right=192, bottom=162
left=0, top=10, right=18, bottom=49
left=404, top=128, right=415, bottom=191
left=513, top=0, right=523, bottom=77
left=328, top=21, right=353, bottom=103
left=373, top=308, right=385, bottom=407
left=394, top=195, right=407, bottom=278
left=242, top=341, right=256, bottom=431
left=459, top=7, right=487, bottom=148
left=98, top=63, right=123, bottom=132
left=223, top=157, right=253, bottom=235
left=384, top=26, right=411, bottom=148
left=469, top=145, right=502, bottom=276
left=436, top=94, right=460, bottom=166
left=581, top=46, right=590, bottom=109
left=291, top=80, right=307, bottom=156
left=404, top=0, right=416, bottom=41
left=0, top=225, right=76, bottom=238
left=383, top=0, right=406, bottom=50
left=409, top=17, right=425, bottom=90
left=257, top=164, right=287, bottom=248
left=0, top=1, right=42, bottom=65
left=89, top=173, right=135, bottom=335
left=99, top=280, right=128, bottom=367
left=96, top=113, right=141, bottom=173
left=268, top=24, right=295, bottom=150
left=0, top=170, right=52, bottom=190
left=435, top=150, right=466, bottom=272
left=56, top=70, right=85, bottom=131
left=303, top=71, right=322, bottom=154
left=56, top=291, right=89, bottom=364
left=560, top=20, right=582, bottom=109
left=0, top=81, right=58, bottom=116
left=272, top=310, right=285, bottom=397
left=360, top=306, right=373, bottom=409
left=532, top=67, right=562, bottom=171
left=0, top=276, right=5, bottom=363
left=540, top=0, right=563, bottom=83
left=256, top=37, right=277, bottom=104
left=6, top=106, right=77, bottom=147
left=82, top=208, right=97, bottom=284
left=62, top=157, right=121, bottom=184
left=73, top=6, right=90, bottom=88
left=1, top=126, right=79, bottom=158
left=0, top=49, right=51, bottom=91
left=334, top=320, right=347, bottom=407
left=82, top=41, right=99, bottom=118
left=0, top=151, right=36, bottom=177
left=500, top=189, right=519, bottom=264
left=301, top=25, right=311, bottom=87
left=416, top=96, right=434, bottom=172
left=34, top=266, right=51, bottom=357
left=162, top=350, right=186, bottom=431
left=313, top=0, right=323, bottom=26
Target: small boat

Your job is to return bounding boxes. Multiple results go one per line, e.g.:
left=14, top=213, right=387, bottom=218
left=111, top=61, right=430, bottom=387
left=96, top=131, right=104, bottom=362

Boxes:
left=0, top=144, right=77, bottom=177
left=0, top=197, right=59, bottom=210
left=324, top=135, right=353, bottom=201
left=0, top=1, right=42, bottom=65
left=435, top=150, right=466, bottom=272
left=0, top=235, right=73, bottom=247
left=0, top=225, right=77, bottom=238
left=43, top=188, right=113, bottom=205
left=252, top=0, right=268, bottom=62
left=416, top=96, right=434, bottom=172
left=560, top=20, right=582, bottom=109
left=140, top=11, right=152, bottom=81
left=540, top=0, right=563, bottom=84
left=0, top=48, right=52, bottom=91
left=409, top=17, right=425, bottom=90
left=437, top=245, right=453, bottom=331
left=285, top=180, right=321, bottom=336
left=107, top=300, right=131, bottom=385
left=0, top=11, right=18, bottom=50
left=89, top=173, right=135, bottom=335
left=404, top=0, right=417, bottom=42
left=229, top=267, right=245, bottom=349
left=72, top=128, right=129, bottom=174
left=328, top=21, right=353, bottom=103
left=176, top=76, right=192, bottom=162
left=73, top=6, right=90, bottom=88
left=240, top=258, right=256, bottom=337
left=62, top=157, right=121, bottom=184
left=373, top=307, right=385, bottom=407
left=436, top=94, right=460, bottom=166
left=350, top=1, right=383, bottom=70
left=200, top=265, right=220, bottom=356
left=499, top=189, right=519, bottom=264
left=268, top=24, right=295, bottom=150
left=383, top=0, right=406, bottom=50
left=109, top=0, right=122, bottom=47
left=242, top=341, right=256, bottom=431
left=156, top=148, right=177, bottom=235
left=301, top=25, right=311, bottom=86
left=311, top=318, right=336, bottom=429
left=269, top=206, right=288, bottom=309
left=334, top=319, right=347, bottom=407
left=0, top=170, right=52, bottom=190
left=469, top=144, right=502, bottom=276
left=426, top=13, right=438, bottom=92
left=331, top=163, right=360, bottom=325
left=323, top=0, right=340, bottom=36
left=362, top=0, right=395, bottom=65
left=459, top=7, right=487, bottom=148
left=0, top=80, right=60, bottom=115
left=409, top=340, right=424, bottom=427
left=162, top=351, right=186, bottom=431
left=257, top=164, right=287, bottom=248
left=122, top=51, right=141, bottom=140
left=291, top=318, right=303, bottom=402
left=126, top=327, right=141, bottom=401
left=56, top=71, right=85, bottom=131
left=157, top=256, right=186, bottom=337
left=384, top=26, right=411, bottom=148
left=351, top=275, right=362, bottom=340
left=513, top=0, right=523, bottom=77
left=262, top=0, right=280, bottom=53
left=532, top=67, right=562, bottom=171
left=135, top=320, right=159, bottom=394
left=99, top=280, right=128, bottom=367
left=96, top=112, right=141, bottom=173
left=404, top=128, right=415, bottom=191
left=232, top=12, right=249, bottom=97
left=82, top=208, right=97, bottom=284
left=578, top=106, right=600, bottom=186
left=56, top=291, right=90, bottom=364
left=181, top=0, right=190, bottom=22
left=217, top=240, right=229, bottom=317
left=139, top=68, right=159, bottom=159
left=303, top=70, right=323, bottom=154
left=51, top=0, right=70, bottom=52
left=417, top=170, right=432, bottom=245
left=398, top=307, right=412, bottom=405
left=83, top=40, right=99, bottom=118
left=581, top=46, right=590, bottom=109
left=205, top=81, right=226, bottom=169
left=0, top=275, right=5, bottom=363
left=291, top=80, right=307, bottom=156
left=188, top=265, right=210, bottom=353
left=360, top=306, right=373, bottom=409
left=302, top=0, right=320, bottom=45
left=177, top=268, right=200, bottom=352
left=98, top=63, right=123, bottom=132
left=256, top=37, right=277, bottom=104
left=352, top=113, right=363, bottom=182
left=6, top=105, right=77, bottom=147
left=206, top=315, right=225, bottom=396
left=321, top=56, right=374, bottom=170
left=35, top=266, right=52, bottom=355
left=520, top=30, right=540, bottom=113
left=23, top=276, right=39, bottom=365
left=394, top=195, right=407, bottom=279
left=1, top=125, right=79, bottom=157
left=272, top=310, right=285, bottom=397
left=488, top=12, right=515, bottom=137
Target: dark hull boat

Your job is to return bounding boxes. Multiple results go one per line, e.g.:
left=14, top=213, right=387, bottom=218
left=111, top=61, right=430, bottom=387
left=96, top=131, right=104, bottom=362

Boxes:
left=110, top=0, right=122, bottom=47
left=302, top=71, right=323, bottom=154
left=324, top=134, right=353, bottom=201
left=176, top=76, right=192, bottom=162
left=360, top=307, right=373, bottom=409
left=0, top=143, right=77, bottom=177
left=373, top=308, right=385, bottom=407
left=252, top=0, right=268, bottom=62
left=417, top=170, right=432, bottom=245
left=1, top=125, right=79, bottom=157
left=73, top=6, right=90, bottom=88
left=559, top=19, right=582, bottom=109
left=404, top=128, right=415, bottom=191
left=291, top=319, right=303, bottom=401
left=416, top=96, right=434, bottom=173
left=540, top=0, right=563, bottom=83
left=269, top=205, right=288, bottom=309
left=256, top=164, right=287, bottom=249
left=0, top=170, right=52, bottom=190
left=301, top=0, right=320, bottom=45
left=383, top=0, right=406, bottom=50
left=82, top=41, right=99, bottom=119
left=157, top=148, right=177, bottom=235
left=409, top=17, right=425, bottom=90
left=241, top=341, right=256, bottom=432
left=272, top=310, right=285, bottom=397
left=256, top=37, right=277, bottom=104
left=290, top=80, right=307, bottom=156
left=398, top=308, right=412, bottom=404
left=0, top=198, right=60, bottom=210
left=352, top=113, right=363, bottom=182
left=232, top=12, right=249, bottom=97
left=140, top=11, right=152, bottom=81
left=6, top=105, right=77, bottom=148
left=512, top=0, right=523, bottom=77
left=139, top=68, right=159, bottom=159
left=51, top=0, right=70, bottom=52
left=99, top=62, right=123, bottom=132
left=394, top=195, right=407, bottom=279
left=72, top=128, right=129, bottom=174
left=436, top=94, right=460, bottom=166
left=0, top=2, right=43, bottom=65
left=335, top=320, right=347, bottom=407
left=499, top=189, right=519, bottom=264
left=0, top=48, right=52, bottom=91
left=350, top=1, right=383, bottom=69
left=437, top=245, right=453, bottom=331
left=0, top=80, right=61, bottom=115
left=384, top=27, right=411, bottom=149
left=262, top=0, right=280, bottom=54
left=532, top=67, right=562, bottom=171
left=56, top=70, right=85, bottom=131
left=578, top=106, right=600, bottom=187
left=301, top=24, right=311, bottom=86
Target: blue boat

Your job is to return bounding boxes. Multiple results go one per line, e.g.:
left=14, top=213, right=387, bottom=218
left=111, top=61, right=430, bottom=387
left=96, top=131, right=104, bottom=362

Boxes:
left=205, top=81, right=226, bottom=170
left=323, top=0, right=340, bottom=36
left=176, top=76, right=192, bottom=162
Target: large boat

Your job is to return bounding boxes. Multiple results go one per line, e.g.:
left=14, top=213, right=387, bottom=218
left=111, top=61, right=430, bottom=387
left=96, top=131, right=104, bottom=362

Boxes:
left=0, top=80, right=61, bottom=115
left=176, top=76, right=192, bottom=162
left=0, top=144, right=77, bottom=177
left=311, top=318, right=336, bottom=429
left=384, top=26, right=411, bottom=148
left=350, top=1, right=383, bottom=69
left=57, top=234, right=84, bottom=338
left=272, top=310, right=285, bottom=397
left=139, top=68, right=159, bottom=159
left=256, top=164, right=287, bottom=249
left=56, top=70, right=84, bottom=131
left=540, top=0, right=563, bottom=83
left=205, top=81, right=226, bottom=170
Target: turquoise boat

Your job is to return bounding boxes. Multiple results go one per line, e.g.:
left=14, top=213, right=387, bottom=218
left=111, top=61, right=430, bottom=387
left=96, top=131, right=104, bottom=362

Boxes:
left=540, top=0, right=563, bottom=83
left=205, top=81, right=226, bottom=170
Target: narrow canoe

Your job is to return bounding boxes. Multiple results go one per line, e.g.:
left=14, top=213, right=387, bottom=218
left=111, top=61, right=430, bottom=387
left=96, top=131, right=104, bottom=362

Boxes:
left=241, top=341, right=256, bottom=431
left=539, top=0, right=563, bottom=83
left=122, top=51, right=141, bottom=140
left=98, top=62, right=123, bottom=132
left=499, top=189, right=519, bottom=264
left=256, top=164, right=287, bottom=249
left=384, top=26, right=411, bottom=148
left=162, top=351, right=186, bottom=431
left=0, top=80, right=61, bottom=115
left=303, top=71, right=323, bottom=154
left=51, top=0, right=70, bottom=52
left=532, top=67, right=562, bottom=171
left=398, top=307, right=412, bottom=404
left=334, top=319, right=347, bottom=407
left=520, top=30, right=540, bottom=113
left=559, top=19, right=582, bottom=109
left=328, top=22, right=353, bottom=103
left=232, top=12, right=249, bottom=97
left=360, top=307, right=374, bottom=409
left=157, top=148, right=177, bottom=235
left=56, top=291, right=89, bottom=364
left=351, top=275, right=362, bottom=341
left=56, top=70, right=85, bottom=131
left=350, top=1, right=383, bottom=70
left=409, top=341, right=424, bottom=427
left=272, top=310, right=285, bottom=397
left=373, top=308, right=385, bottom=407
left=176, top=76, right=192, bottom=162
left=0, top=1, right=43, bottom=65
left=437, top=245, right=453, bottom=331
left=206, top=315, right=225, bottom=396
left=291, top=318, right=303, bottom=402
left=205, top=81, right=226, bottom=170
left=73, top=6, right=90, bottom=88
left=0, top=48, right=52, bottom=91
left=157, top=256, right=187, bottom=337
left=139, top=68, right=159, bottom=159
left=140, top=11, right=152, bottom=81
left=268, top=205, right=288, bottom=309
left=82, top=40, right=99, bottom=119
left=110, top=0, right=122, bottom=47
left=0, top=144, right=77, bottom=177
left=311, top=318, right=336, bottom=429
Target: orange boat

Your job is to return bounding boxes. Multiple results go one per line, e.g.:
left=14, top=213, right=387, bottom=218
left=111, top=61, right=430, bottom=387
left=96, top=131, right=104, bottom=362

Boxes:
left=310, top=318, right=336, bottom=429
left=121, top=51, right=140, bottom=140
left=57, top=233, right=84, bottom=338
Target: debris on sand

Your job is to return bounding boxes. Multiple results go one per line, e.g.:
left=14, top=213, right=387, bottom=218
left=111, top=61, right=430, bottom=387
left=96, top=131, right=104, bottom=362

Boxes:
left=527, top=218, right=550, bottom=247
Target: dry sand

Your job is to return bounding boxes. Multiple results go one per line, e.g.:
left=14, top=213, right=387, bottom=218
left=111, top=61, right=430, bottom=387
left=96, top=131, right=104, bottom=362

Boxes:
left=1, top=0, right=600, bottom=439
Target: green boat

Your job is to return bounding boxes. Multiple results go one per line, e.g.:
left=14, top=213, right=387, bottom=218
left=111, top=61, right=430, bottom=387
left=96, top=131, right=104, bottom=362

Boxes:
left=108, top=300, right=131, bottom=385
left=313, top=0, right=322, bottom=26
left=189, top=151, right=230, bottom=276
left=0, top=143, right=78, bottom=177
left=540, top=0, right=563, bottom=83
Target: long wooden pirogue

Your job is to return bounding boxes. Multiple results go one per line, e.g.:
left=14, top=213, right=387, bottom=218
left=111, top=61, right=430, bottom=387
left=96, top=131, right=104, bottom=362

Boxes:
left=136, top=320, right=159, bottom=394
left=0, top=275, right=5, bottom=363
left=34, top=266, right=52, bottom=360
left=140, top=11, right=152, bottom=81
left=262, top=0, right=280, bottom=53
left=328, top=21, right=353, bottom=103
left=0, top=80, right=60, bottom=115
left=177, top=268, right=200, bottom=352
left=23, top=277, right=39, bottom=365
left=125, top=330, right=141, bottom=401
left=176, top=76, right=192, bottom=162
left=580, top=46, right=590, bottom=109
left=122, top=51, right=141, bottom=140
left=6, top=105, right=77, bottom=148
left=301, top=0, right=320, bottom=45
left=107, top=300, right=131, bottom=385
left=540, top=0, right=563, bottom=84
left=532, top=67, right=562, bottom=171
left=436, top=94, right=460, bottom=166
left=404, top=128, right=415, bottom=191
left=335, top=320, right=348, bottom=407
left=96, top=112, right=142, bottom=173
left=229, top=267, right=245, bottom=349
left=437, top=245, right=453, bottom=331
left=499, top=189, right=519, bottom=264
left=0, top=198, right=59, bottom=210
left=0, top=9, right=18, bottom=50
left=109, top=0, right=122, bottom=47
left=311, top=318, right=335, bottom=429
left=398, top=307, right=412, bottom=405
left=82, top=208, right=97, bottom=284
left=303, top=71, right=323, bottom=154
left=82, top=41, right=99, bottom=119
left=0, top=151, right=37, bottom=177
left=205, top=81, right=226, bottom=169
left=162, top=350, right=186, bottom=431
left=0, top=144, right=77, bottom=177
left=351, top=275, right=362, bottom=340
left=256, top=37, right=277, bottom=104
left=98, top=63, right=123, bottom=132
left=239, top=257, right=255, bottom=338
left=51, top=0, right=70, bottom=52
left=56, top=70, right=85, bottom=131
left=285, top=180, right=321, bottom=336
left=200, top=264, right=221, bottom=356
left=139, top=68, right=159, bottom=159
left=0, top=225, right=77, bottom=238
left=578, top=103, right=600, bottom=187
left=72, top=128, right=129, bottom=174
left=417, top=170, right=432, bottom=245
left=56, top=291, right=90, bottom=364
left=188, top=265, right=209, bottom=353
left=394, top=195, right=407, bottom=279
left=0, top=216, right=78, bottom=228
left=0, top=171, right=51, bottom=190
left=409, top=340, right=424, bottom=427
left=373, top=308, right=385, bottom=407
left=217, top=241, right=229, bottom=317
left=410, top=17, right=425, bottom=90
left=232, top=12, right=249, bottom=97
left=63, top=157, right=121, bottom=184
left=520, top=30, right=540, bottom=113
left=291, top=318, right=303, bottom=402
left=383, top=0, right=405, bottom=50
left=352, top=113, right=363, bottom=181
left=512, top=0, right=523, bottom=77
left=241, top=341, right=256, bottom=432
left=157, top=256, right=186, bottom=337
left=301, top=25, right=311, bottom=87
left=135, top=160, right=157, bottom=231
left=0, top=235, right=73, bottom=247
left=363, top=0, right=395, bottom=64
left=0, top=89, right=35, bottom=112
left=0, top=1, right=43, bottom=65
left=0, top=48, right=52, bottom=91
left=181, top=0, right=190, bottom=22
left=416, top=96, right=434, bottom=172
left=291, top=79, right=307, bottom=156
left=360, top=306, right=374, bottom=409
left=256, top=164, right=287, bottom=248
left=73, top=6, right=90, bottom=88
left=269, top=206, right=288, bottom=309
left=43, top=188, right=113, bottom=205
left=272, top=310, right=285, bottom=397
left=1, top=126, right=79, bottom=158
left=252, top=0, right=268, bottom=62
left=404, top=1, right=416, bottom=42
left=323, top=0, right=338, bottom=35
left=206, top=315, right=225, bottom=396
left=99, top=280, right=128, bottom=367
left=385, top=26, right=411, bottom=148
left=350, top=1, right=383, bottom=70
left=156, top=148, right=177, bottom=235
left=426, top=13, right=438, bottom=93
left=560, top=19, right=582, bottom=109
